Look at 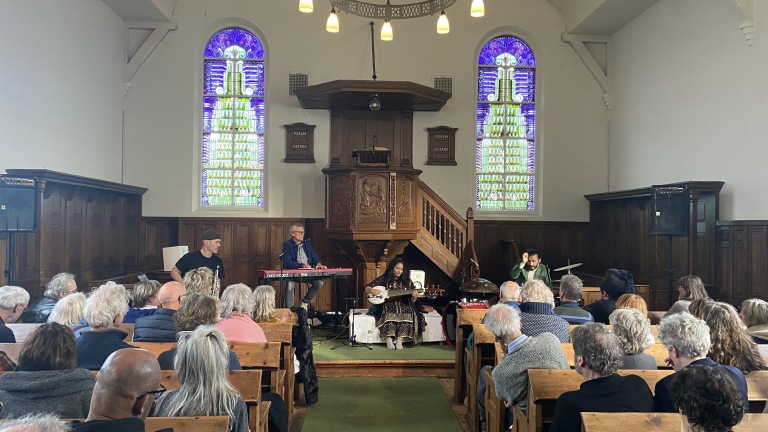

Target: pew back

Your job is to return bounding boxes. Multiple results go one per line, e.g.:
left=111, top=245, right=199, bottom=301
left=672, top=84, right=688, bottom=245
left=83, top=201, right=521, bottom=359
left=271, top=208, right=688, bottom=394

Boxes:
left=580, top=412, right=768, bottom=432
left=454, top=308, right=488, bottom=403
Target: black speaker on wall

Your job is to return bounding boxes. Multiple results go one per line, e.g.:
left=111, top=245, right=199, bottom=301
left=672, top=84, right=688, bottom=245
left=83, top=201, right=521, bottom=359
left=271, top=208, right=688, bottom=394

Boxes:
left=650, top=185, right=690, bottom=236
left=0, top=177, right=38, bottom=232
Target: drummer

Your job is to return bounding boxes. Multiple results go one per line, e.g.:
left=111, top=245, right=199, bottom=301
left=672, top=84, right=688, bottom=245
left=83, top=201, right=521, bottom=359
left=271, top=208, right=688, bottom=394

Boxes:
left=510, top=249, right=551, bottom=287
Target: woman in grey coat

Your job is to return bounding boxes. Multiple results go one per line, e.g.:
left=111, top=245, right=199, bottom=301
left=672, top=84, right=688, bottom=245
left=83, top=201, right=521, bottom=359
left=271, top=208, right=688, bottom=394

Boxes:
left=609, top=308, right=657, bottom=370
left=0, top=322, right=95, bottom=418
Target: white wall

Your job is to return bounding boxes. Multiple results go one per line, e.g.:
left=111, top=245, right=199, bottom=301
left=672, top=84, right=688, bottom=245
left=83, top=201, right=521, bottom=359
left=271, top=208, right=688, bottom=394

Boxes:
left=0, top=0, right=124, bottom=182
left=608, top=0, right=768, bottom=220
left=123, top=0, right=609, bottom=220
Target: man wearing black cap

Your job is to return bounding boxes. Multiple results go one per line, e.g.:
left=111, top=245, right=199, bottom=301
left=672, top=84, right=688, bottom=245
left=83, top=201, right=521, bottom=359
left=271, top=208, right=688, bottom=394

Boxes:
left=583, top=268, right=636, bottom=324
left=170, top=229, right=226, bottom=284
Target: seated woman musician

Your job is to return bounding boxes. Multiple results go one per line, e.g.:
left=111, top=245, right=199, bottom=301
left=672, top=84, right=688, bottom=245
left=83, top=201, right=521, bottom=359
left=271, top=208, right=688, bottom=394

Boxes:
left=363, top=258, right=428, bottom=350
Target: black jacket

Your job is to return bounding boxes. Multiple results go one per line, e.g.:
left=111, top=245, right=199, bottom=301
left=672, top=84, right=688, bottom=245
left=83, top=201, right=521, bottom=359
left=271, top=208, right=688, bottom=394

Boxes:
left=21, top=296, right=58, bottom=323
left=292, top=307, right=318, bottom=405
left=132, top=308, right=177, bottom=342
left=75, top=329, right=134, bottom=370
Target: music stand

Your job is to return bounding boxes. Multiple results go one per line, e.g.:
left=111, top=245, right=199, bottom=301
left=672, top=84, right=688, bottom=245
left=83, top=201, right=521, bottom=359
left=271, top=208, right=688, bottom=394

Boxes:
left=331, top=297, right=372, bottom=350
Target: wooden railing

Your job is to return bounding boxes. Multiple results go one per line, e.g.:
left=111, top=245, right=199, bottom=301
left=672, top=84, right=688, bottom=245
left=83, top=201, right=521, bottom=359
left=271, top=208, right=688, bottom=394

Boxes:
left=413, top=180, right=474, bottom=276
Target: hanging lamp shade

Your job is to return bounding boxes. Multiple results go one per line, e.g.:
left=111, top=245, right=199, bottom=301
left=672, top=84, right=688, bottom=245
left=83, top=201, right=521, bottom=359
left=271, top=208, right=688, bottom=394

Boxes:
left=299, top=0, right=313, bottom=13
left=470, top=0, right=485, bottom=17
left=436, top=11, right=449, bottom=34
left=326, top=8, right=340, bottom=33
left=381, top=20, right=393, bottom=41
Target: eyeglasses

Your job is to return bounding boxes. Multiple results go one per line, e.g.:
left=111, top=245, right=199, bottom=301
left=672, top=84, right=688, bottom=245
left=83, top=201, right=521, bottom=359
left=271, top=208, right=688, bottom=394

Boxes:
left=293, top=231, right=305, bottom=234
left=138, top=384, right=167, bottom=400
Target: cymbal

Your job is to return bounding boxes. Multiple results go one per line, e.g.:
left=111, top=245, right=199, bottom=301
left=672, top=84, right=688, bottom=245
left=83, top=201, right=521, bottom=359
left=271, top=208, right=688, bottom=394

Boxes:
left=461, top=278, right=499, bottom=293
left=553, top=263, right=583, bottom=272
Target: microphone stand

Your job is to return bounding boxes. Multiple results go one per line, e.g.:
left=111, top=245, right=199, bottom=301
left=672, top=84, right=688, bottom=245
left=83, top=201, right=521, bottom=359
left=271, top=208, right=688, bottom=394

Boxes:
left=274, top=252, right=286, bottom=308
left=331, top=296, right=372, bottom=350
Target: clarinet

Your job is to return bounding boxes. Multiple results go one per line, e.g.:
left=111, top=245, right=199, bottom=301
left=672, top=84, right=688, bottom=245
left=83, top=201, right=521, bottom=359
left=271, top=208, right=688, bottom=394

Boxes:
left=213, top=265, right=221, bottom=297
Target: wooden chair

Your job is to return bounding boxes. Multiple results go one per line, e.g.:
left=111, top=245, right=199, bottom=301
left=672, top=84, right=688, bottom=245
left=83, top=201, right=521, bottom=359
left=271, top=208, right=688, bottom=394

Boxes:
left=68, top=416, right=229, bottom=432
left=580, top=412, right=768, bottom=432
left=466, top=324, right=498, bottom=431
left=454, top=308, right=489, bottom=403
left=518, top=369, right=674, bottom=432
left=259, top=322, right=296, bottom=419
left=561, top=343, right=670, bottom=369
left=159, top=370, right=267, bottom=432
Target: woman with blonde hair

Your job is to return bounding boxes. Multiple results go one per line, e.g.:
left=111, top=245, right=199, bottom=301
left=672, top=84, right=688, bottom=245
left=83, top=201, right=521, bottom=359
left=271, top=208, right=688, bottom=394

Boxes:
left=48, top=292, right=87, bottom=328
left=609, top=308, right=656, bottom=370
left=697, top=301, right=765, bottom=374
left=183, top=266, right=214, bottom=295
left=665, top=275, right=709, bottom=317
left=154, top=325, right=249, bottom=432
left=216, top=284, right=266, bottom=343
left=252, top=285, right=292, bottom=323
left=740, top=298, right=768, bottom=344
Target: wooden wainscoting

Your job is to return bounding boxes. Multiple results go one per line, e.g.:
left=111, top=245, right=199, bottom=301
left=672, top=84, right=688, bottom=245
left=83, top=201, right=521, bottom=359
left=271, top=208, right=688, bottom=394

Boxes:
left=717, top=221, right=768, bottom=304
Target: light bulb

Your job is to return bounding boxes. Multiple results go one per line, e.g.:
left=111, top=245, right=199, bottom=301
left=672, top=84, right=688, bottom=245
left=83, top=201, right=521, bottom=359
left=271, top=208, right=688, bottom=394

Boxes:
left=471, top=0, right=485, bottom=17
left=299, top=0, right=313, bottom=13
left=381, top=20, right=393, bottom=41
left=326, top=8, right=339, bottom=33
left=437, top=11, right=450, bottom=34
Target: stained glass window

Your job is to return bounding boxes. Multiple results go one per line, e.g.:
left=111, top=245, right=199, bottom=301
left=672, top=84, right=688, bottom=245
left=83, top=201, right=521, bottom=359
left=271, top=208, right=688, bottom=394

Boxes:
left=476, top=36, right=536, bottom=211
left=201, top=28, right=266, bottom=207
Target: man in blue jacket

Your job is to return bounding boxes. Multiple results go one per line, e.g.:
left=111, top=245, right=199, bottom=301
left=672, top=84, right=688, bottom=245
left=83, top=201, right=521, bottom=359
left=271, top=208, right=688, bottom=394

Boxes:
left=281, top=223, right=326, bottom=309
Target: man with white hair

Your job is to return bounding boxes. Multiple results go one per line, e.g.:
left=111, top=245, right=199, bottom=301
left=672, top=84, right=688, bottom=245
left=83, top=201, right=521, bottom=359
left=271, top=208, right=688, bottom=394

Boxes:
left=519, top=280, right=570, bottom=342
left=133, top=281, right=186, bottom=342
left=0, top=285, right=30, bottom=343
left=21, top=272, right=77, bottom=323
left=75, top=283, right=133, bottom=370
left=498, top=281, right=521, bottom=312
left=653, top=312, right=748, bottom=412
left=477, top=304, right=569, bottom=431
left=0, top=413, right=70, bottom=432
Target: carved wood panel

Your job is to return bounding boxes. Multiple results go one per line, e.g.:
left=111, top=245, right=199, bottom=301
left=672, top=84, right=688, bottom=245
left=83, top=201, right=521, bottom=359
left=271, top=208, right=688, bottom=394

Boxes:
left=357, top=174, right=388, bottom=226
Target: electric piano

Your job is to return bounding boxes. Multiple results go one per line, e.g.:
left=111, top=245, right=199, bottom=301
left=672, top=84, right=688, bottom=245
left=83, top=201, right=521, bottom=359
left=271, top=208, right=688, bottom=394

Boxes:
left=256, top=268, right=353, bottom=281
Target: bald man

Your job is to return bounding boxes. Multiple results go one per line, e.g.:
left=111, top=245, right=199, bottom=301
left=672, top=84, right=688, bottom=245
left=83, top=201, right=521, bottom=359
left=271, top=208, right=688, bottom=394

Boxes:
left=71, top=349, right=168, bottom=432
left=132, top=282, right=186, bottom=342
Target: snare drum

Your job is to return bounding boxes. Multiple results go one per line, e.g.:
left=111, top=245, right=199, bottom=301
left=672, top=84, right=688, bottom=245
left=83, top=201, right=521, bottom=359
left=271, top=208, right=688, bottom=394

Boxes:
left=441, top=300, right=490, bottom=348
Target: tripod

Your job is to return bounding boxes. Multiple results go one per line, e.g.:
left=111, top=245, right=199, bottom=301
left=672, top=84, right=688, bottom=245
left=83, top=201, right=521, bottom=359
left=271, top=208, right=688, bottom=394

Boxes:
left=331, top=297, right=372, bottom=350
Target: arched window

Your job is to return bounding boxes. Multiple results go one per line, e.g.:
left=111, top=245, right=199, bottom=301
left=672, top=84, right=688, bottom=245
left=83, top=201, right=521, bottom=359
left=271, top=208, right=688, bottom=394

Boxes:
left=201, top=28, right=265, bottom=207
left=475, top=36, right=536, bottom=211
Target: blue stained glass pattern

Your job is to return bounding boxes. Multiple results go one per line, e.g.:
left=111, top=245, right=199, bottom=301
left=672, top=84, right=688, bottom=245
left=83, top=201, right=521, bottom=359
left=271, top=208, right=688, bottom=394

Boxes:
left=205, top=28, right=264, bottom=59
left=478, top=36, right=535, bottom=67
left=476, top=36, right=536, bottom=211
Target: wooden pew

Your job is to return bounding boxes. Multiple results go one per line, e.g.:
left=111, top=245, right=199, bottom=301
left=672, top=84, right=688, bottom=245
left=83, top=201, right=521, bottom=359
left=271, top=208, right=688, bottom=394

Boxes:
left=258, top=322, right=296, bottom=420
left=273, top=309, right=298, bottom=324
left=69, top=416, right=228, bottom=432
left=567, top=324, right=660, bottom=341
left=519, top=369, right=674, bottom=432
left=454, top=308, right=489, bottom=403
left=6, top=323, right=42, bottom=343
left=466, top=324, right=498, bottom=431
left=580, top=412, right=768, bottom=432
left=561, top=343, right=670, bottom=369
left=118, top=323, right=135, bottom=342
left=0, top=343, right=22, bottom=364
left=746, top=370, right=768, bottom=413
left=160, top=369, right=267, bottom=432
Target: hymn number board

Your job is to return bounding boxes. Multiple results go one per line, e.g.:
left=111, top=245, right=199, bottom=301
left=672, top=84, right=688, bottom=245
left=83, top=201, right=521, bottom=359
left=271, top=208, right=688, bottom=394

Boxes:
left=284, top=123, right=315, bottom=163
left=427, top=126, right=458, bottom=166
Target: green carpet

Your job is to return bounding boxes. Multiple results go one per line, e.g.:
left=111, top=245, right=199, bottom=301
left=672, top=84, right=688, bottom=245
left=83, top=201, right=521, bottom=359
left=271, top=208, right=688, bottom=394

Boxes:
left=312, top=328, right=455, bottom=361
left=304, top=377, right=463, bottom=432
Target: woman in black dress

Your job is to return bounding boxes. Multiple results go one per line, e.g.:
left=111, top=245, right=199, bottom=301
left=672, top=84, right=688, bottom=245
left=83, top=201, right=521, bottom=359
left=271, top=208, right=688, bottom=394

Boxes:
left=363, top=258, right=427, bottom=350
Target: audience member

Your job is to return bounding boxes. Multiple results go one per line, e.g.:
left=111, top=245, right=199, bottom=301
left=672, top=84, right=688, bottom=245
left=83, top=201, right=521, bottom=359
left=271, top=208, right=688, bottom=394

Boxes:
left=740, top=298, right=768, bottom=344
left=123, top=280, right=161, bottom=324
left=498, top=281, right=521, bottom=312
left=252, top=285, right=292, bottom=323
left=157, top=293, right=240, bottom=370
left=75, top=283, right=133, bottom=370
left=183, top=266, right=215, bottom=296
left=477, top=304, right=568, bottom=431
left=653, top=312, right=748, bottom=413
left=669, top=365, right=744, bottom=432
left=665, top=275, right=709, bottom=317
left=615, top=293, right=648, bottom=316
left=518, top=280, right=570, bottom=342
left=553, top=275, right=593, bottom=324
left=689, top=297, right=715, bottom=318
left=71, top=349, right=166, bottom=432
left=696, top=302, right=765, bottom=373
left=549, top=323, right=654, bottom=432
left=0, top=286, right=30, bottom=342
left=583, top=268, right=636, bottom=324
left=133, top=281, right=185, bottom=342
left=48, top=292, right=86, bottom=329
left=153, top=326, right=252, bottom=432
left=0, top=323, right=95, bottom=419
left=216, top=284, right=267, bottom=343
left=0, top=414, right=70, bottom=432
left=22, top=273, right=77, bottom=323
left=609, top=308, right=656, bottom=370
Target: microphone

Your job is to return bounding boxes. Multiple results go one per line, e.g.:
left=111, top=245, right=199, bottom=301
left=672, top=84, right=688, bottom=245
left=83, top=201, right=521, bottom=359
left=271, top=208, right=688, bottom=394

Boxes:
left=274, top=252, right=285, bottom=261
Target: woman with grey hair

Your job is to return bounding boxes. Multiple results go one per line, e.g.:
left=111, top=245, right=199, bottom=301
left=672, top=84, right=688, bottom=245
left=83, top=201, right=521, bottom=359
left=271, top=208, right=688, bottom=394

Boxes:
left=216, top=284, right=266, bottom=343
left=154, top=325, right=249, bottom=432
left=740, top=298, right=768, bottom=344
left=21, top=272, right=77, bottom=323
left=609, top=308, right=657, bottom=370
left=183, top=266, right=215, bottom=295
left=48, top=292, right=87, bottom=328
left=74, top=282, right=133, bottom=370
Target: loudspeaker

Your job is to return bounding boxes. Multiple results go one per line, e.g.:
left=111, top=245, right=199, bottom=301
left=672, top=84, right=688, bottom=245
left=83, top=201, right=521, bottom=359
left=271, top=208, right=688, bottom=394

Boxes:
left=651, top=185, right=689, bottom=236
left=0, top=177, right=38, bottom=232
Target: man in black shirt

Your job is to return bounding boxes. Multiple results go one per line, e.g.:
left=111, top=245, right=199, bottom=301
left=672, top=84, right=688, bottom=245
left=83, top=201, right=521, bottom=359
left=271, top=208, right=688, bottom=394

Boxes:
left=171, top=229, right=225, bottom=283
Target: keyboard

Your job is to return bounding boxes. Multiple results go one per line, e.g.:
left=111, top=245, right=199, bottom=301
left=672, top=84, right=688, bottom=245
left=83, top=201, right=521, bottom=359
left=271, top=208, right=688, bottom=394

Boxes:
left=257, top=268, right=353, bottom=280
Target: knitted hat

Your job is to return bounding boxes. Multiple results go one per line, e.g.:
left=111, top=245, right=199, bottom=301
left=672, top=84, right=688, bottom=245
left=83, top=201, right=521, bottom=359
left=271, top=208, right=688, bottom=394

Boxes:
left=600, top=268, right=636, bottom=300
left=201, top=229, right=220, bottom=241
